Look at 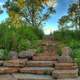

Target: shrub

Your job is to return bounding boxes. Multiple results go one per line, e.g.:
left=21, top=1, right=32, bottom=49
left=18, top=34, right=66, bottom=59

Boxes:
left=0, top=22, right=44, bottom=59
left=66, top=40, right=80, bottom=49
left=36, top=47, right=44, bottom=53
left=53, top=30, right=80, bottom=41
left=72, top=49, right=80, bottom=63
left=17, top=39, right=31, bottom=52
left=0, top=49, right=10, bottom=60
left=0, top=49, right=5, bottom=59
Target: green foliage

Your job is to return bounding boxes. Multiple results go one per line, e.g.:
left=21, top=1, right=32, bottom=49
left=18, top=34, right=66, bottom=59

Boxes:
left=3, top=0, right=56, bottom=27
left=66, top=40, right=80, bottom=49
left=53, top=30, right=80, bottom=64
left=54, top=30, right=80, bottom=41
left=36, top=47, right=44, bottom=53
left=0, top=49, right=10, bottom=60
left=58, top=3, right=79, bottom=30
left=17, top=39, right=31, bottom=51
left=72, top=49, right=80, bottom=63
left=53, top=31, right=63, bottom=41
left=0, top=49, right=5, bottom=59
left=10, top=2, right=20, bottom=13
left=0, top=22, right=44, bottom=59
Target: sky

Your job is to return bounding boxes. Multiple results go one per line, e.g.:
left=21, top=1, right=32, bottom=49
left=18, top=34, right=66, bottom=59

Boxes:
left=43, top=0, right=76, bottom=34
left=0, top=0, right=76, bottom=34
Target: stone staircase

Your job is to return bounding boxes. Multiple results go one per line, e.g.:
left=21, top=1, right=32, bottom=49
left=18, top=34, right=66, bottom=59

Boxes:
left=0, top=53, right=56, bottom=80
left=53, top=47, right=78, bottom=80
left=0, top=39, right=57, bottom=80
left=0, top=38, right=79, bottom=80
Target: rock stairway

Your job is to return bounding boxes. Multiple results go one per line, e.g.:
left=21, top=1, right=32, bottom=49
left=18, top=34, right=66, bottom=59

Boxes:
left=0, top=38, right=79, bottom=80
left=0, top=38, right=57, bottom=80
left=0, top=59, right=56, bottom=80
left=53, top=47, right=78, bottom=80
left=0, top=55, right=56, bottom=80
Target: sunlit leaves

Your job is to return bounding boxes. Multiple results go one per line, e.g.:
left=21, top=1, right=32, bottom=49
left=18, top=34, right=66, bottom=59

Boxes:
left=68, top=3, right=79, bottom=16
left=44, top=0, right=57, bottom=8
left=4, top=0, right=57, bottom=26
left=58, top=2, right=80, bottom=30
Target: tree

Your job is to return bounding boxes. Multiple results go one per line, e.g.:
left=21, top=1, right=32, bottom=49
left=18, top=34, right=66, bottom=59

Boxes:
left=58, top=2, right=80, bottom=31
left=3, top=0, right=56, bottom=27
left=58, top=15, right=69, bottom=30
left=0, top=6, right=3, bottom=14
left=68, top=2, right=80, bottom=30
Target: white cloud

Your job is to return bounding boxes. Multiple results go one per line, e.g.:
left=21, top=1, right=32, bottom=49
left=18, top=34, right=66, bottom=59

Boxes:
left=46, top=0, right=57, bottom=8
left=43, top=27, right=56, bottom=35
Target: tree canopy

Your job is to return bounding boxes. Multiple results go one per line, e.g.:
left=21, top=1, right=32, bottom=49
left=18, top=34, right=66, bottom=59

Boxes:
left=3, top=0, right=56, bottom=27
left=58, top=2, right=80, bottom=30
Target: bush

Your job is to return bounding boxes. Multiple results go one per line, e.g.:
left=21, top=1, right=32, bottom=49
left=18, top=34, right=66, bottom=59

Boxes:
left=71, top=46, right=80, bottom=75
left=0, top=49, right=10, bottom=60
left=66, top=40, right=80, bottom=49
left=0, top=49, right=5, bottom=59
left=53, top=30, right=80, bottom=41
left=17, top=39, right=31, bottom=52
left=0, top=22, right=44, bottom=59
left=36, top=47, right=44, bottom=53
left=72, top=49, right=80, bottom=63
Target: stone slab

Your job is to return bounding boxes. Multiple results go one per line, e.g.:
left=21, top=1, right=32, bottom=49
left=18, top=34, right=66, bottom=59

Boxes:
left=55, top=63, right=77, bottom=70
left=27, top=61, right=56, bottom=67
left=12, top=73, right=53, bottom=80
left=0, top=67, right=18, bottom=73
left=18, top=50, right=35, bottom=59
left=53, top=69, right=78, bottom=79
left=36, top=52, right=56, bottom=56
left=19, top=67, right=54, bottom=74
left=57, top=78, right=79, bottom=80
left=55, top=63, right=76, bottom=67
left=0, top=74, right=17, bottom=80
left=55, top=66, right=77, bottom=70
left=33, top=56, right=56, bottom=61
left=3, top=59, right=27, bottom=67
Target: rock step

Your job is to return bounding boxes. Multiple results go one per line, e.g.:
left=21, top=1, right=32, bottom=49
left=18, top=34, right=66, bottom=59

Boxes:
left=27, top=61, right=56, bottom=67
left=33, top=56, right=56, bottom=61
left=55, top=63, right=76, bottom=67
left=53, top=70, right=78, bottom=79
left=55, top=63, right=77, bottom=70
left=3, top=59, right=27, bottom=67
left=3, top=60, right=56, bottom=67
left=20, top=67, right=54, bottom=74
left=0, top=74, right=17, bottom=80
left=0, top=67, right=54, bottom=74
left=57, top=79, right=79, bottom=80
left=53, top=69, right=78, bottom=74
left=55, top=66, right=77, bottom=70
left=0, top=67, right=18, bottom=73
left=12, top=73, right=53, bottom=80
left=36, top=52, right=56, bottom=56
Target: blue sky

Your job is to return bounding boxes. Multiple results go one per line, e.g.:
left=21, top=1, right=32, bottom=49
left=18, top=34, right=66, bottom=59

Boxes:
left=0, top=0, right=76, bottom=34
left=43, top=0, right=76, bottom=34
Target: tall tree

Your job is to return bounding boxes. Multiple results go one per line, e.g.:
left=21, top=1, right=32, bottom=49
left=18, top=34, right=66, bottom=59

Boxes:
left=58, top=2, right=80, bottom=31
left=3, top=0, right=56, bottom=27
left=58, top=15, right=69, bottom=30
left=68, top=2, right=80, bottom=30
